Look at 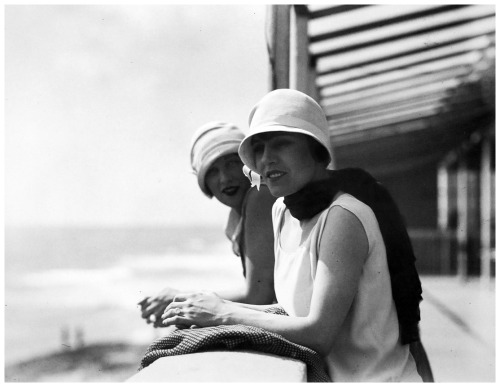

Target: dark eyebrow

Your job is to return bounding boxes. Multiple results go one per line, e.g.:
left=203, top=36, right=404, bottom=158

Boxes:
left=251, top=136, right=263, bottom=145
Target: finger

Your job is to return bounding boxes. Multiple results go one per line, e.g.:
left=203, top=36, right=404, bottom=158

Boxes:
left=140, top=315, right=151, bottom=324
left=162, top=315, right=190, bottom=327
left=152, top=312, right=167, bottom=328
left=138, top=297, right=152, bottom=307
left=141, top=304, right=159, bottom=319
left=172, top=293, right=192, bottom=302
left=174, top=323, right=192, bottom=330
left=148, top=314, right=160, bottom=325
left=163, top=301, right=186, bottom=315
left=139, top=302, right=153, bottom=314
left=161, top=304, right=187, bottom=320
left=144, top=302, right=162, bottom=315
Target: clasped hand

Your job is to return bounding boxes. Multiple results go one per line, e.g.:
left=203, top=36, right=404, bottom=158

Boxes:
left=138, top=287, right=179, bottom=328
left=162, top=291, right=228, bottom=328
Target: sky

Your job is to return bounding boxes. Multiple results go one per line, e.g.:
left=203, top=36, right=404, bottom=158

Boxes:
left=4, top=4, right=270, bottom=227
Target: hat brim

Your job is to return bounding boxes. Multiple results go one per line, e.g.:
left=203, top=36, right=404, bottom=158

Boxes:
left=238, top=124, right=330, bottom=173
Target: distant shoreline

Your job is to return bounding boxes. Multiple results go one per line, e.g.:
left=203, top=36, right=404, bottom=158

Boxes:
left=4, top=224, right=245, bottom=378
left=5, top=341, right=149, bottom=383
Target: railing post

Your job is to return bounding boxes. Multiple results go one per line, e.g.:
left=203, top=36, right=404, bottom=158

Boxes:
left=266, top=5, right=290, bottom=90
left=480, top=133, right=493, bottom=286
left=437, top=162, right=451, bottom=274
left=456, top=158, right=468, bottom=280
left=290, top=5, right=308, bottom=93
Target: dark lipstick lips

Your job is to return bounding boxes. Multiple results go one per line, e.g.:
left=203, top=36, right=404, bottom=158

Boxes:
left=222, top=186, right=239, bottom=195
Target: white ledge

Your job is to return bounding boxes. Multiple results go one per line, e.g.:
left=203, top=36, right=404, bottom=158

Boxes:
left=126, top=349, right=307, bottom=383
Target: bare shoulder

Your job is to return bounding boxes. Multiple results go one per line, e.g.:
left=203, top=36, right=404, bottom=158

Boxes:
left=244, top=186, right=277, bottom=216
left=320, top=205, right=369, bottom=257
left=325, top=204, right=363, bottom=227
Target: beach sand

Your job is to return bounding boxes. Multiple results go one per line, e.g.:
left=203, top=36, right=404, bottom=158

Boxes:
left=5, top=342, right=149, bottom=383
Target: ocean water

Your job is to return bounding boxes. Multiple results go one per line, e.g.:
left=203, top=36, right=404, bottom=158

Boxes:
left=4, top=225, right=243, bottom=365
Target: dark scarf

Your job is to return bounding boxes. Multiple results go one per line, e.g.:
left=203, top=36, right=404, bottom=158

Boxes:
left=284, top=168, right=422, bottom=345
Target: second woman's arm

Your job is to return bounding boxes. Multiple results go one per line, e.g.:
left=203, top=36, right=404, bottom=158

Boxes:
left=239, top=186, right=276, bottom=304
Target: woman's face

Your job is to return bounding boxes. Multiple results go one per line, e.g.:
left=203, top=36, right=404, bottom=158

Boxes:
left=205, top=153, right=250, bottom=211
left=251, top=132, right=324, bottom=197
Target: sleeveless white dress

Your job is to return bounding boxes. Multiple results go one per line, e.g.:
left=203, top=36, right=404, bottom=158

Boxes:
left=272, top=193, right=421, bottom=382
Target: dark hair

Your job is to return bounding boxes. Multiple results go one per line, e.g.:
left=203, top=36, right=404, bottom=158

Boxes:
left=305, top=136, right=330, bottom=166
left=251, top=131, right=330, bottom=167
left=250, top=131, right=278, bottom=144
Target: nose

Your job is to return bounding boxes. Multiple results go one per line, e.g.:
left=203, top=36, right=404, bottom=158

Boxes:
left=218, top=167, right=231, bottom=185
left=256, top=144, right=275, bottom=171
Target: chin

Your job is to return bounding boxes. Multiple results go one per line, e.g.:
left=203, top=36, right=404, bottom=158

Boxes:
left=226, top=194, right=245, bottom=210
left=268, top=185, right=289, bottom=198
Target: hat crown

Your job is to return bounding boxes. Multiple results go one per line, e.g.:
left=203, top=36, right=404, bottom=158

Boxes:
left=249, top=89, right=328, bottom=134
left=239, top=89, right=333, bottom=173
left=190, top=121, right=243, bottom=169
left=190, top=121, right=244, bottom=197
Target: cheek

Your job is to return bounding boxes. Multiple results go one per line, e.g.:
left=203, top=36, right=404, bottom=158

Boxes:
left=288, top=153, right=317, bottom=183
left=252, top=154, right=263, bottom=173
left=295, top=146, right=317, bottom=167
left=228, top=166, right=249, bottom=184
left=205, top=175, right=219, bottom=193
left=238, top=176, right=251, bottom=189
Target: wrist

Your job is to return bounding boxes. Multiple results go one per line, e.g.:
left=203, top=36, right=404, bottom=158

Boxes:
left=219, top=301, right=236, bottom=325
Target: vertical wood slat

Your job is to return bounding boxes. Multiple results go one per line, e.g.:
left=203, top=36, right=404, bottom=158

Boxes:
left=456, top=159, right=468, bottom=279
left=437, top=164, right=449, bottom=230
left=480, top=134, right=492, bottom=285
left=437, top=163, right=451, bottom=273
left=267, top=5, right=291, bottom=90
left=290, top=6, right=308, bottom=93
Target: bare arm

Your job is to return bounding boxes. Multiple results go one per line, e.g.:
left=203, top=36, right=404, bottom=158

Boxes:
left=234, top=186, right=276, bottom=304
left=162, top=206, right=367, bottom=356
left=140, top=187, right=276, bottom=325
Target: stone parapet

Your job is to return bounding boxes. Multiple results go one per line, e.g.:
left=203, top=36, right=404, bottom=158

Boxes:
left=126, top=350, right=307, bottom=382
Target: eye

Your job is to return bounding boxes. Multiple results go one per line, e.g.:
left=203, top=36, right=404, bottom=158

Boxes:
left=273, top=137, right=293, bottom=149
left=226, top=158, right=242, bottom=168
left=205, top=166, right=218, bottom=179
left=252, top=141, right=264, bottom=155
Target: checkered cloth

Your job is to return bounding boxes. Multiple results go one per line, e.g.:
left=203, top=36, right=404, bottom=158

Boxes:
left=139, top=305, right=331, bottom=382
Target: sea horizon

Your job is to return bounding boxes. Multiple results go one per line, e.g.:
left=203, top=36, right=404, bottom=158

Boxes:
left=4, top=224, right=244, bottom=365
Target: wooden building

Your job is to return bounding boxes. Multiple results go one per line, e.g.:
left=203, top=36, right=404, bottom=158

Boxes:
left=266, top=5, right=495, bottom=280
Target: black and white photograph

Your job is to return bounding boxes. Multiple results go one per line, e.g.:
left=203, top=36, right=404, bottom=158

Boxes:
left=4, top=3, right=496, bottom=383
